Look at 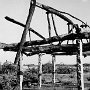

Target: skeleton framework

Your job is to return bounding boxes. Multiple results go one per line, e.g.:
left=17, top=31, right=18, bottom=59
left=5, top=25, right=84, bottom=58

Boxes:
left=0, top=0, right=90, bottom=90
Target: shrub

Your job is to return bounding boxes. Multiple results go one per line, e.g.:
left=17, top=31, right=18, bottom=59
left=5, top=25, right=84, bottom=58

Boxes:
left=42, top=63, right=53, bottom=73
left=23, top=68, right=38, bottom=85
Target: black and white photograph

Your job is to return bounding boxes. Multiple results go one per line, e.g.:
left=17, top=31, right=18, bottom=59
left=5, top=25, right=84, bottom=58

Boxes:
left=0, top=0, right=90, bottom=90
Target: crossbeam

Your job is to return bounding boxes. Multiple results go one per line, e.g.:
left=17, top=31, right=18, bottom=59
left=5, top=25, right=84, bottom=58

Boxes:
left=3, top=42, right=90, bottom=56
left=5, top=16, right=46, bottom=40
left=0, top=32, right=90, bottom=49
left=24, top=32, right=90, bottom=46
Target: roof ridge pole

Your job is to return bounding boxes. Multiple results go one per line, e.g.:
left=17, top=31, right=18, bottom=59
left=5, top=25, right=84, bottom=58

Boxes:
left=14, top=0, right=36, bottom=64
left=76, top=39, right=84, bottom=90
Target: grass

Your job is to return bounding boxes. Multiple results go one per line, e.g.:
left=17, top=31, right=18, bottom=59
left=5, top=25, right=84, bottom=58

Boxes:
left=23, top=64, right=90, bottom=90
left=23, top=72, right=90, bottom=90
left=1, top=64, right=90, bottom=90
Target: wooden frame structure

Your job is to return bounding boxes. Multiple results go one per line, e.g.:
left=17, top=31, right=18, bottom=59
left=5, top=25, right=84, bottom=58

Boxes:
left=0, top=0, right=90, bottom=90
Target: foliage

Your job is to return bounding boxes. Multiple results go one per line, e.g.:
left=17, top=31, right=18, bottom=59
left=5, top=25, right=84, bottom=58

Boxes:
left=2, top=63, right=17, bottom=74
left=56, top=66, right=74, bottom=74
left=0, top=61, right=19, bottom=90
left=42, top=62, right=53, bottom=73
left=42, top=63, right=75, bottom=74
left=0, top=73, right=19, bottom=90
left=23, top=68, right=38, bottom=84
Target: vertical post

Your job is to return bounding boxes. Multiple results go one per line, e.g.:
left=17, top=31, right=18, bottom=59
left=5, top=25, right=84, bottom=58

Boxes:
left=20, top=53, right=23, bottom=90
left=38, top=54, right=42, bottom=88
left=52, top=55, right=56, bottom=84
left=67, top=23, right=70, bottom=44
left=76, top=39, right=84, bottom=90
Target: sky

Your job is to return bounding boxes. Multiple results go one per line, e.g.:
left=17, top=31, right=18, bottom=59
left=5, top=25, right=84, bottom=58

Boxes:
left=0, top=0, right=90, bottom=65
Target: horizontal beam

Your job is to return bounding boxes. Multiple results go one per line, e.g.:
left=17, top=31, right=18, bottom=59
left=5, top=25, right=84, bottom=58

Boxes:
left=24, top=32, right=90, bottom=46
left=0, top=32, right=90, bottom=49
left=50, top=51, right=90, bottom=56
left=1, top=42, right=89, bottom=56
left=0, top=42, right=17, bottom=49
left=3, top=42, right=90, bottom=56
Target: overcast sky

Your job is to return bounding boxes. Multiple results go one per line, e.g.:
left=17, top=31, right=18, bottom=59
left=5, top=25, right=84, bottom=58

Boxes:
left=0, top=0, right=90, bottom=65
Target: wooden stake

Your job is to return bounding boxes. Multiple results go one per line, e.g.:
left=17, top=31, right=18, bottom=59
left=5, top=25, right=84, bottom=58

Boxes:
left=52, top=55, right=56, bottom=84
left=80, top=40, right=84, bottom=90
left=38, top=54, right=42, bottom=88
left=17, top=52, right=23, bottom=90
left=76, top=39, right=84, bottom=90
